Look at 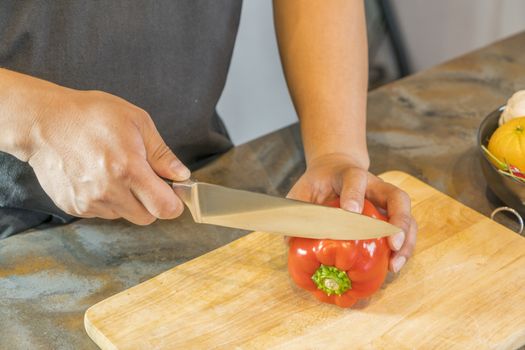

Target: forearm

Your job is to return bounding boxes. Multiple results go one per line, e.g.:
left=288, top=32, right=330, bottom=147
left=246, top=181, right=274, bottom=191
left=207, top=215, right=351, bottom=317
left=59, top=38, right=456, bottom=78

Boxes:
left=0, top=68, right=62, bottom=161
left=273, top=0, right=369, bottom=168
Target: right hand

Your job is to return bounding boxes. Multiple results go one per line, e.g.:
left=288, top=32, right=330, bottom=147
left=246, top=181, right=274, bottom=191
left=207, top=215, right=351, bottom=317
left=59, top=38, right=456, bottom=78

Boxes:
left=25, top=87, right=189, bottom=225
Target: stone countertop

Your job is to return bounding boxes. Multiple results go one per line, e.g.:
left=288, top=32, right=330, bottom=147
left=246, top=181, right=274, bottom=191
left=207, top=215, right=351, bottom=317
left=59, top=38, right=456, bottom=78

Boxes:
left=2, top=33, right=525, bottom=349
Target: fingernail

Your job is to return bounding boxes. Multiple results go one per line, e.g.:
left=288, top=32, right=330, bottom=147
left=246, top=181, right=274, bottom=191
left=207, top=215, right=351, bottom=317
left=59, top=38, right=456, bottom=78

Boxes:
left=171, top=162, right=190, bottom=179
left=392, top=231, right=405, bottom=251
left=344, top=200, right=361, bottom=213
left=392, top=256, right=406, bottom=273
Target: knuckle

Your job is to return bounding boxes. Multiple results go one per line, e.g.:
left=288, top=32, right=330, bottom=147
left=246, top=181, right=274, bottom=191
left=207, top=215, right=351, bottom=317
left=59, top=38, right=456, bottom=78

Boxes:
left=133, top=107, right=153, bottom=123
left=137, top=107, right=151, bottom=118
left=72, top=205, right=92, bottom=218
left=86, top=183, right=112, bottom=203
left=150, top=143, right=173, bottom=162
left=108, top=158, right=137, bottom=181
left=395, top=214, right=413, bottom=231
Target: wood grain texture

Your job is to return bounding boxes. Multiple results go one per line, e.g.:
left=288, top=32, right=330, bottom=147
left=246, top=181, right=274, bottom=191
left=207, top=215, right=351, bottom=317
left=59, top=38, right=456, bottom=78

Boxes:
left=85, top=171, right=525, bottom=350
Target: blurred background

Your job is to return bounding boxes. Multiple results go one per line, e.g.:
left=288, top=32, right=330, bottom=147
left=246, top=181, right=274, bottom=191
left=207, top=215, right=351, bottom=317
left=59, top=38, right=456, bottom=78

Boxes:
left=217, top=0, right=525, bottom=145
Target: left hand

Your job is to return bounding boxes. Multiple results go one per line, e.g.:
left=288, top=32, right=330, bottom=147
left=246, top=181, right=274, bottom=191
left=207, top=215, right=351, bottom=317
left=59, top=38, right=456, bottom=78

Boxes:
left=287, top=153, right=417, bottom=273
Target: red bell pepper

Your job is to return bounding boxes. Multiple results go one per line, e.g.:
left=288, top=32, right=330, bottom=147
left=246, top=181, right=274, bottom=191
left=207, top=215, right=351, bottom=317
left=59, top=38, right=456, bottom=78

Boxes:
left=288, top=199, right=391, bottom=308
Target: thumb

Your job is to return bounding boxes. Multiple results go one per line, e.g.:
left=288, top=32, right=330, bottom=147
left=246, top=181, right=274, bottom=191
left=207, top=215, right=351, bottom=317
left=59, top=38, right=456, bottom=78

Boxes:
left=339, top=168, right=367, bottom=213
left=286, top=178, right=312, bottom=202
left=142, top=123, right=190, bottom=181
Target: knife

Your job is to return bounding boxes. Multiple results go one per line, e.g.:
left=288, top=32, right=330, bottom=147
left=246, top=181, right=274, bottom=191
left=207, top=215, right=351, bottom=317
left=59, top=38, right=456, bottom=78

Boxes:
left=166, top=179, right=401, bottom=240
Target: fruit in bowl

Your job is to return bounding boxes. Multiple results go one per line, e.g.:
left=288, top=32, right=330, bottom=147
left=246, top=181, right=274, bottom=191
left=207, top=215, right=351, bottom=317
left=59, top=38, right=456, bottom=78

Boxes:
left=482, top=90, right=525, bottom=183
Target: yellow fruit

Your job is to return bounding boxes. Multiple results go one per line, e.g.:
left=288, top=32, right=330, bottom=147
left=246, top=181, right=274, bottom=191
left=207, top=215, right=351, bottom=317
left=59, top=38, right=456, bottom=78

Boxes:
left=488, top=116, right=525, bottom=171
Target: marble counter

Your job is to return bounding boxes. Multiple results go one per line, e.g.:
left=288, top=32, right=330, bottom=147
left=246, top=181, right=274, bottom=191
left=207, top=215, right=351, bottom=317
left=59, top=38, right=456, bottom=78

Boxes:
left=1, top=32, right=525, bottom=349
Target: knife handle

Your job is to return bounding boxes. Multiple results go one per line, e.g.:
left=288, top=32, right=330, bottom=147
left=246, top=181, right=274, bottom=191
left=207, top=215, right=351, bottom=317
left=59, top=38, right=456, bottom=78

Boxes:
left=163, top=178, right=198, bottom=214
left=163, top=178, right=196, bottom=188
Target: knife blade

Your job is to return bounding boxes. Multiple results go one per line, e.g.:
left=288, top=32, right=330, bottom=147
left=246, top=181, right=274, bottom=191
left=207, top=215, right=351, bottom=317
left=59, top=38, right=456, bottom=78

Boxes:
left=166, top=179, right=401, bottom=240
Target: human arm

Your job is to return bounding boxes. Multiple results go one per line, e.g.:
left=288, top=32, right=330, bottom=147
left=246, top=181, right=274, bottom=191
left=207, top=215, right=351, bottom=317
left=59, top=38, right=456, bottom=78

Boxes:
left=0, top=68, right=189, bottom=224
left=273, top=0, right=416, bottom=272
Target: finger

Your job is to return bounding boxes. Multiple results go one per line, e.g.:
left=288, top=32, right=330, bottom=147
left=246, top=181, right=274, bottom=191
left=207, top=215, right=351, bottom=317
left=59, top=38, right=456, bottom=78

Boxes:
left=337, top=168, right=367, bottom=213
left=286, top=177, right=312, bottom=202
left=287, top=172, right=341, bottom=205
left=366, top=176, right=413, bottom=237
left=130, top=161, right=185, bottom=220
left=385, top=189, right=412, bottom=242
left=397, top=217, right=417, bottom=258
left=364, top=175, right=395, bottom=209
left=389, top=218, right=417, bottom=273
left=69, top=194, right=121, bottom=220
left=86, top=187, right=158, bottom=225
left=141, top=113, right=190, bottom=181
left=112, top=191, right=157, bottom=225
left=384, top=188, right=410, bottom=252
left=388, top=230, right=405, bottom=252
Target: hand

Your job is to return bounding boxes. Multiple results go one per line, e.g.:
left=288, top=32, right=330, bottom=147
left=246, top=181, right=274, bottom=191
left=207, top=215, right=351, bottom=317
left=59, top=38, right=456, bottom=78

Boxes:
left=287, top=153, right=417, bottom=273
left=25, top=87, right=189, bottom=225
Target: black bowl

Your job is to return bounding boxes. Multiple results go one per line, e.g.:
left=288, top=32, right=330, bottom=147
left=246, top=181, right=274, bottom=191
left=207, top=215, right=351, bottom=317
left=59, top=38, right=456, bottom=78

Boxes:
left=478, top=105, right=525, bottom=215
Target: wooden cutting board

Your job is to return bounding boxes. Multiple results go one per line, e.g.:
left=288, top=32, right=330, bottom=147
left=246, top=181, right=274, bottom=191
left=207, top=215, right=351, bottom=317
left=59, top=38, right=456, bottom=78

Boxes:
left=85, top=171, right=525, bottom=349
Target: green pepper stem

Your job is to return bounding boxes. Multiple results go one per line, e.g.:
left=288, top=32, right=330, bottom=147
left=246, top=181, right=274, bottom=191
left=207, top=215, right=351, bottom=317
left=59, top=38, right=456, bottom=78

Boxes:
left=311, top=264, right=351, bottom=296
